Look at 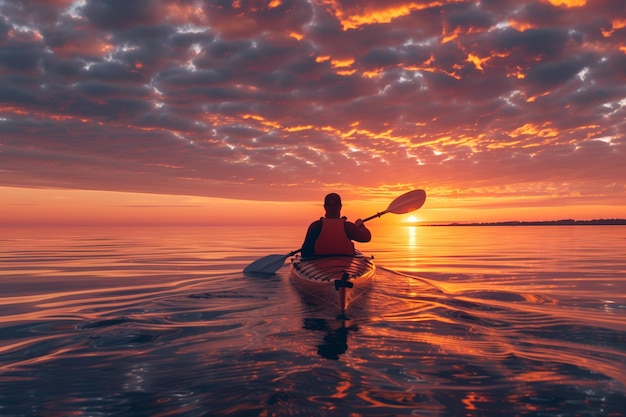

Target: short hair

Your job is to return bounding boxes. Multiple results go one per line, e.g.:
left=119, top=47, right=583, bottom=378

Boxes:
left=324, top=193, right=341, bottom=207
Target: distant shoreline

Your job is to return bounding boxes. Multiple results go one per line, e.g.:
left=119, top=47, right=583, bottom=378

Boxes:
left=425, top=219, right=626, bottom=226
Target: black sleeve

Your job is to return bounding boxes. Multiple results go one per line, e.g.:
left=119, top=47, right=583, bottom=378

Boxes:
left=301, top=220, right=322, bottom=258
left=345, top=221, right=372, bottom=242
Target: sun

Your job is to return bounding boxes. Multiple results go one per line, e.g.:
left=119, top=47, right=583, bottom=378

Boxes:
left=404, top=215, right=421, bottom=224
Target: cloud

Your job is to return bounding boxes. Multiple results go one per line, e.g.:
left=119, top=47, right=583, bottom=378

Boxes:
left=0, top=0, right=624, bottom=206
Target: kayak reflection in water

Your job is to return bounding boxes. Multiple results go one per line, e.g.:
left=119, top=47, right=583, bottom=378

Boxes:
left=301, top=193, right=372, bottom=258
left=303, top=317, right=358, bottom=360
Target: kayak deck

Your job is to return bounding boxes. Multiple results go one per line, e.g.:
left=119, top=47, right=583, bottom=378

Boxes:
left=289, top=255, right=375, bottom=313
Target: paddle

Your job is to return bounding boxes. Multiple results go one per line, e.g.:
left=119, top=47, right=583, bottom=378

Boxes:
left=243, top=189, right=427, bottom=274
left=361, top=189, right=427, bottom=222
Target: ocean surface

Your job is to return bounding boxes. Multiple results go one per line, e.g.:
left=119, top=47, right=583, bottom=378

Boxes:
left=1, top=225, right=625, bottom=417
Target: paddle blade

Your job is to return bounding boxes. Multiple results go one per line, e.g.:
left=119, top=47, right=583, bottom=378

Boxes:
left=386, top=189, right=426, bottom=214
left=243, top=254, right=290, bottom=274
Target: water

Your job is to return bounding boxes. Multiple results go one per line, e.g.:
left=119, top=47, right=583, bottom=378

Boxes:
left=1, top=225, right=625, bottom=416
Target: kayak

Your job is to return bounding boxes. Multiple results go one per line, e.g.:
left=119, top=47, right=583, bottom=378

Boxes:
left=289, top=254, right=375, bottom=314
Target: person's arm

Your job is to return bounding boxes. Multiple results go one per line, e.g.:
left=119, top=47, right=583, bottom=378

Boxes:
left=345, top=218, right=371, bottom=242
left=301, top=220, right=322, bottom=257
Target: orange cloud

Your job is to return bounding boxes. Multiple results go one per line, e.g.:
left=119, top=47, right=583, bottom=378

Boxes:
left=466, top=53, right=486, bottom=71
left=242, top=114, right=283, bottom=130
left=49, top=37, right=115, bottom=59
left=613, top=18, right=626, bottom=30
left=467, top=50, right=512, bottom=71
left=526, top=91, right=551, bottom=102
left=508, top=19, right=538, bottom=32
left=285, top=125, right=314, bottom=132
left=289, top=32, right=304, bottom=41
left=602, top=18, right=626, bottom=38
left=404, top=63, right=463, bottom=80
left=507, top=66, right=527, bottom=79
left=545, top=0, right=586, bottom=6
left=509, top=123, right=559, bottom=139
left=331, top=58, right=355, bottom=68
left=319, top=1, right=447, bottom=31
left=362, top=68, right=384, bottom=78
left=165, top=3, right=206, bottom=23
left=2, top=106, right=93, bottom=125
left=442, top=26, right=466, bottom=44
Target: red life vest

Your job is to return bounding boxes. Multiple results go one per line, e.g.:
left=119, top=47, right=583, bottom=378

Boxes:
left=314, top=218, right=355, bottom=255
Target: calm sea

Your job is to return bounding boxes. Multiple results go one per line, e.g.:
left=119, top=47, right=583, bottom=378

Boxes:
left=1, top=225, right=625, bottom=417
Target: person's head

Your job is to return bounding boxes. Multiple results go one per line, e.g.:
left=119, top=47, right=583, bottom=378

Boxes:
left=323, top=193, right=342, bottom=217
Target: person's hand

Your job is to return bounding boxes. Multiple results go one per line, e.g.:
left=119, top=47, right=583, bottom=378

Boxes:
left=355, top=218, right=365, bottom=228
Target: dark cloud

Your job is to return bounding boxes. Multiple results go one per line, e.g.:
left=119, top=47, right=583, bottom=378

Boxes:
left=201, top=0, right=313, bottom=39
left=82, top=0, right=165, bottom=30
left=0, top=0, right=624, bottom=205
left=445, top=2, right=495, bottom=31
left=525, top=55, right=586, bottom=90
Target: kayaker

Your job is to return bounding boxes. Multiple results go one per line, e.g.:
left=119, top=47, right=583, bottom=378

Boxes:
left=301, top=193, right=372, bottom=258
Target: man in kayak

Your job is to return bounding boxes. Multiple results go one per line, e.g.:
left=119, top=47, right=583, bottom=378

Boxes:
left=301, top=193, right=372, bottom=258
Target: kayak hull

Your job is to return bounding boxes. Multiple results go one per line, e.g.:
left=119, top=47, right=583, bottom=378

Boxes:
left=289, top=255, right=375, bottom=313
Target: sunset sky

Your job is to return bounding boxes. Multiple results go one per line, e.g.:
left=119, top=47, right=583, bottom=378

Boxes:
left=1, top=0, right=624, bottom=226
